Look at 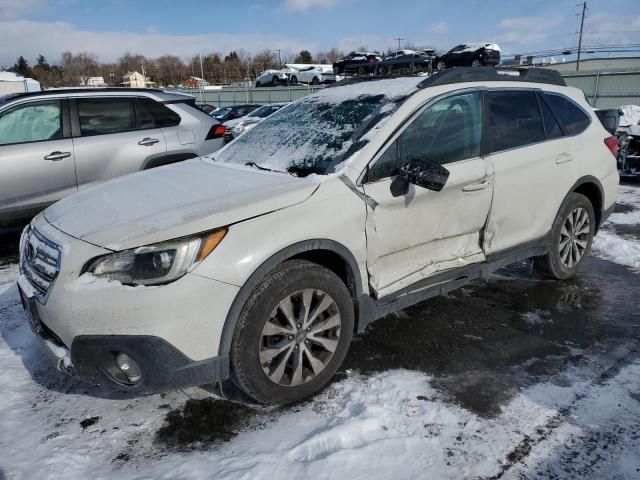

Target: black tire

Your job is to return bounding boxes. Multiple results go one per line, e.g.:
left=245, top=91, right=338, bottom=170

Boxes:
left=471, top=58, right=482, bottom=67
left=272, top=76, right=279, bottom=86
left=290, top=75, right=297, bottom=85
left=436, top=60, right=446, bottom=70
left=311, top=77, right=320, bottom=85
left=537, top=192, right=596, bottom=280
left=230, top=260, right=354, bottom=404
left=255, top=81, right=261, bottom=87
left=357, top=66, right=367, bottom=75
left=378, top=66, right=387, bottom=75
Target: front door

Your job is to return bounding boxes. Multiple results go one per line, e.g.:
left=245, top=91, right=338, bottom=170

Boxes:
left=362, top=91, right=493, bottom=298
left=0, top=99, right=77, bottom=226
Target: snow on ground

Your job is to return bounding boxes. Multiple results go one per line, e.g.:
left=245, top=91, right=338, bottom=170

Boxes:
left=592, top=184, right=640, bottom=271
left=0, top=184, right=639, bottom=480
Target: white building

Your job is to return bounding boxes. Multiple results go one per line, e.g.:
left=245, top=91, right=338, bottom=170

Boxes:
left=120, top=71, right=156, bottom=88
left=0, top=71, right=41, bottom=95
left=84, top=76, right=107, bottom=87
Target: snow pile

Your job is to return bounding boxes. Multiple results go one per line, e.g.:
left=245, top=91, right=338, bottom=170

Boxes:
left=618, top=104, right=640, bottom=128
left=592, top=185, right=640, bottom=270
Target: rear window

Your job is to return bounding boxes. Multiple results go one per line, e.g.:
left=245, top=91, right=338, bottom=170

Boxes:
left=543, top=93, right=590, bottom=135
left=138, top=98, right=180, bottom=127
left=487, top=91, right=545, bottom=153
left=539, top=95, right=563, bottom=140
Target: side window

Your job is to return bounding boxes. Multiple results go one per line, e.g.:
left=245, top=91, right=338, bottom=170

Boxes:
left=77, top=98, right=135, bottom=136
left=487, top=91, right=545, bottom=153
left=137, top=98, right=180, bottom=128
left=134, top=99, right=156, bottom=129
left=543, top=93, right=590, bottom=135
left=0, top=100, right=62, bottom=146
left=367, top=92, right=483, bottom=181
left=539, top=95, right=563, bottom=139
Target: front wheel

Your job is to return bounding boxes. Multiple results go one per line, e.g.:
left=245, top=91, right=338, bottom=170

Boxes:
left=537, top=193, right=595, bottom=280
left=436, top=60, right=446, bottom=70
left=311, top=77, right=320, bottom=85
left=471, top=58, right=482, bottom=67
left=230, top=260, right=354, bottom=404
left=290, top=76, right=297, bottom=85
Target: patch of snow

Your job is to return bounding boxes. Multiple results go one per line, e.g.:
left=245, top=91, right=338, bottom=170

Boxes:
left=521, top=310, right=551, bottom=326
left=592, top=230, right=640, bottom=270
left=65, top=273, right=151, bottom=292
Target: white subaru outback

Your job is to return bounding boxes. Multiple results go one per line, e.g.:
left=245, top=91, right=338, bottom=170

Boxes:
left=18, top=68, right=619, bottom=404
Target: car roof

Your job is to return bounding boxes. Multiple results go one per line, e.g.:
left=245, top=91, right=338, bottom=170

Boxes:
left=0, top=88, right=195, bottom=104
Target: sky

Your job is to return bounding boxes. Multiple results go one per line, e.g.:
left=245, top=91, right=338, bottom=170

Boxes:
left=0, top=0, right=639, bottom=66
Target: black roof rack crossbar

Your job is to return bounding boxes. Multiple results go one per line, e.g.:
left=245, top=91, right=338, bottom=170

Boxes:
left=417, top=67, right=566, bottom=88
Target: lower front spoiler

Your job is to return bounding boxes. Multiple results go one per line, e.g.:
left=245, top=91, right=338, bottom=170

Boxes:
left=70, top=335, right=230, bottom=392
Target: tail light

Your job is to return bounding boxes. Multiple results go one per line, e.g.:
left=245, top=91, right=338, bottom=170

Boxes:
left=604, top=136, right=619, bottom=158
left=206, top=124, right=226, bottom=140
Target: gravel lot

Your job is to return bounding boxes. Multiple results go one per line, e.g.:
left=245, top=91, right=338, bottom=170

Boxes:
left=0, top=184, right=638, bottom=480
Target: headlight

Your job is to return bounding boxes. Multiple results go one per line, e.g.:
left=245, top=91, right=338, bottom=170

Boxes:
left=231, top=124, right=246, bottom=135
left=86, top=229, right=227, bottom=286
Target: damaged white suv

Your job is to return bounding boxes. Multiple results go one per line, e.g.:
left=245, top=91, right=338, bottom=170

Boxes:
left=18, top=68, right=619, bottom=404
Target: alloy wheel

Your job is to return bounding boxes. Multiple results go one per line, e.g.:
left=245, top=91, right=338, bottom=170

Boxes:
left=558, top=206, right=590, bottom=268
left=259, top=289, right=341, bottom=387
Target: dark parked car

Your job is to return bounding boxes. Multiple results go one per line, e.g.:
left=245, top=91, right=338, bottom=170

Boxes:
left=196, top=103, right=218, bottom=114
left=210, top=104, right=261, bottom=124
left=435, top=43, right=501, bottom=70
left=375, top=49, right=435, bottom=75
left=333, top=51, right=382, bottom=75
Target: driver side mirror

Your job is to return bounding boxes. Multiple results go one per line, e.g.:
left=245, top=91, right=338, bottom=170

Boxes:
left=390, top=157, right=450, bottom=197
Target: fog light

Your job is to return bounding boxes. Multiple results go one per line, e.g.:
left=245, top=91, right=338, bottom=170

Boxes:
left=115, top=352, right=142, bottom=385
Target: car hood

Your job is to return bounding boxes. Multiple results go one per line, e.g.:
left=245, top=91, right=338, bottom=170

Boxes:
left=44, top=159, right=319, bottom=250
left=223, top=117, right=247, bottom=128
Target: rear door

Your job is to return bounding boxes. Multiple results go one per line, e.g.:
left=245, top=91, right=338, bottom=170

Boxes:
left=70, top=96, right=167, bottom=190
left=483, top=89, right=576, bottom=254
left=0, top=99, right=77, bottom=225
left=362, top=90, right=493, bottom=298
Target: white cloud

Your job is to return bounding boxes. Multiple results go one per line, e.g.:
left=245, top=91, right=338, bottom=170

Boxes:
left=0, top=0, right=47, bottom=19
left=282, top=0, right=336, bottom=12
left=429, top=21, right=449, bottom=34
left=0, top=19, right=316, bottom=64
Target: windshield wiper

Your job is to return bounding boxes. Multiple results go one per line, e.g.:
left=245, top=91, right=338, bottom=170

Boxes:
left=245, top=161, right=279, bottom=173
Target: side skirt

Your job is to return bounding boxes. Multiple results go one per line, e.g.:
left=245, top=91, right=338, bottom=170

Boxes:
left=356, top=234, right=550, bottom=333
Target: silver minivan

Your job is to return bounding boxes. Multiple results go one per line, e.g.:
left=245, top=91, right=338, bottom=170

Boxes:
left=0, top=88, right=225, bottom=229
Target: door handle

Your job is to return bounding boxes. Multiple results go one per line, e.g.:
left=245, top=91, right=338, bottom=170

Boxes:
left=556, top=153, right=573, bottom=164
left=138, top=137, right=160, bottom=146
left=462, top=180, right=490, bottom=192
left=43, top=151, right=71, bottom=161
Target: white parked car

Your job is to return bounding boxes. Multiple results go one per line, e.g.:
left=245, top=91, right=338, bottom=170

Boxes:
left=255, top=69, right=289, bottom=87
left=223, top=103, right=289, bottom=143
left=286, top=65, right=335, bottom=85
left=18, top=68, right=619, bottom=404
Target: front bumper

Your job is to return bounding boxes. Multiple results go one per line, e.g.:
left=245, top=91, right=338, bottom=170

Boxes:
left=17, top=215, right=239, bottom=391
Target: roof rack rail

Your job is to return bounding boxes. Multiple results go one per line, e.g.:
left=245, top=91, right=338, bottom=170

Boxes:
left=417, top=67, right=566, bottom=88
left=2, top=87, right=167, bottom=101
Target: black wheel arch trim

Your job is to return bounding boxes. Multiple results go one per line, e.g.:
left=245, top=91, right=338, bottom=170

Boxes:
left=143, top=152, right=198, bottom=170
left=218, top=239, right=364, bottom=357
left=565, top=175, right=606, bottom=229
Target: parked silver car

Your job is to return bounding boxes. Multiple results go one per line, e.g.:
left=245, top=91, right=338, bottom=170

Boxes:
left=0, top=88, right=225, bottom=229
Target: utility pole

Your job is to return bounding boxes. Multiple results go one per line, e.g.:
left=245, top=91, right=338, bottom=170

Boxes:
left=576, top=1, right=587, bottom=71
left=271, top=49, right=282, bottom=66
left=394, top=37, right=405, bottom=50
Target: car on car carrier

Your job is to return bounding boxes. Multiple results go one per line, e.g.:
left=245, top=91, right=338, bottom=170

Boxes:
left=18, top=67, right=619, bottom=404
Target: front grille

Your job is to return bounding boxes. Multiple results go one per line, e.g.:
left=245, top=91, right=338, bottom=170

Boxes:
left=19, top=226, right=61, bottom=300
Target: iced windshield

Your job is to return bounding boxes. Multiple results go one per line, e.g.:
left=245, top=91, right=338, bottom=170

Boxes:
left=214, top=77, right=422, bottom=176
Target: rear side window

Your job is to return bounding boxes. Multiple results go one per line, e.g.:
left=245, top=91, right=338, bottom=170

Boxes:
left=78, top=98, right=135, bottom=136
left=543, top=93, right=590, bottom=135
left=0, top=100, right=62, bottom=145
left=138, top=98, right=181, bottom=127
left=539, top=95, right=563, bottom=139
left=487, top=91, right=545, bottom=153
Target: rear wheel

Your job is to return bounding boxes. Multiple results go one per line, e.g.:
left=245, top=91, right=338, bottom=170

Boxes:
left=537, top=193, right=595, bottom=280
left=471, top=58, right=482, bottom=67
left=311, top=77, right=320, bottom=85
left=436, top=60, right=447, bottom=70
left=290, top=75, right=297, bottom=85
left=378, top=65, right=388, bottom=75
left=272, top=76, right=280, bottom=86
left=230, top=260, right=354, bottom=404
